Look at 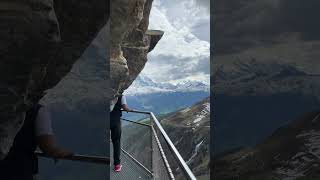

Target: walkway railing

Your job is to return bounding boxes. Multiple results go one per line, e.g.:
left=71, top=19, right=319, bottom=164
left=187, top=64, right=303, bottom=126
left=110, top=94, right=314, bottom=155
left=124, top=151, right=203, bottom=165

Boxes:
left=121, top=110, right=197, bottom=180
left=35, top=151, right=110, bottom=165
left=35, top=110, right=197, bottom=180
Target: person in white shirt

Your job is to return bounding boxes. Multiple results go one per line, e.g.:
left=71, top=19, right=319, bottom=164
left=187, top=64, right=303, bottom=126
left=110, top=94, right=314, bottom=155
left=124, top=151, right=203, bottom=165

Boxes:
left=0, top=104, right=73, bottom=180
left=110, top=95, right=132, bottom=172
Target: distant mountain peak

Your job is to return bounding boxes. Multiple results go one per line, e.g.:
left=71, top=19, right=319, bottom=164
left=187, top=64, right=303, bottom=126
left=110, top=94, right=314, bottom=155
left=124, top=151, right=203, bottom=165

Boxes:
left=125, top=74, right=209, bottom=95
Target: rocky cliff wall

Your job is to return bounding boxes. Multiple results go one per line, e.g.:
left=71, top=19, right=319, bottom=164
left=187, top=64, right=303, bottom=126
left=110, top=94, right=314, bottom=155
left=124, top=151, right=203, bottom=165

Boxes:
left=110, top=0, right=163, bottom=100
left=0, top=0, right=162, bottom=159
left=0, top=0, right=107, bottom=159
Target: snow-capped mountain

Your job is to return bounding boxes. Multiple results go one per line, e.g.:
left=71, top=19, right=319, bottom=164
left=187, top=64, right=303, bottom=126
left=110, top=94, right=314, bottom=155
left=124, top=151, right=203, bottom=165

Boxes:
left=124, top=73, right=209, bottom=96
left=122, top=74, right=209, bottom=118
left=175, top=80, right=210, bottom=92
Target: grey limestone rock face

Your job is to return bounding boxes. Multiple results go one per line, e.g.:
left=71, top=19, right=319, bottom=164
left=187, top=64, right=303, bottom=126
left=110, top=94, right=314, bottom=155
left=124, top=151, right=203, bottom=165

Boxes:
left=0, top=0, right=162, bottom=159
left=0, top=0, right=61, bottom=159
left=110, top=0, right=163, bottom=98
left=110, top=0, right=163, bottom=102
left=110, top=0, right=145, bottom=98
left=0, top=0, right=107, bottom=159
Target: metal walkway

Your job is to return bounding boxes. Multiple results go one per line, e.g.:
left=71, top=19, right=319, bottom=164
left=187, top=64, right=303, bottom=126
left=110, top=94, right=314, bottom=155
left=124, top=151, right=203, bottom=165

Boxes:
left=118, top=110, right=197, bottom=180
left=110, top=145, right=152, bottom=180
left=36, top=110, right=197, bottom=180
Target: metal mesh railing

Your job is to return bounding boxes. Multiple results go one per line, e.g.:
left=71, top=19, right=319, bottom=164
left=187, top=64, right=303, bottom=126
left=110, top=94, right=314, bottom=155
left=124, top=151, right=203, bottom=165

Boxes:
left=153, top=125, right=184, bottom=179
left=150, top=112, right=197, bottom=180
left=151, top=126, right=175, bottom=180
left=123, top=110, right=197, bottom=180
left=121, top=117, right=152, bottom=172
left=36, top=110, right=196, bottom=180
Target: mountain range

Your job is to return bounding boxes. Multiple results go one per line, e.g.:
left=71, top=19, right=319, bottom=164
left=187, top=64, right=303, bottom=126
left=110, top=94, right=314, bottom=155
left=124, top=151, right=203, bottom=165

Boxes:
left=122, top=73, right=209, bottom=120
left=212, top=2, right=320, bottom=180
left=121, top=97, right=210, bottom=180
left=162, top=97, right=210, bottom=179
left=212, top=0, right=320, bottom=156
left=125, top=73, right=209, bottom=96
left=213, top=111, right=320, bottom=180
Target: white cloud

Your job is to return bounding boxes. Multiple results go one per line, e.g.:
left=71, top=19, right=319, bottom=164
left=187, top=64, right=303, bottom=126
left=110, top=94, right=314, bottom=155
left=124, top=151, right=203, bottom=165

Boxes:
left=128, top=0, right=210, bottom=93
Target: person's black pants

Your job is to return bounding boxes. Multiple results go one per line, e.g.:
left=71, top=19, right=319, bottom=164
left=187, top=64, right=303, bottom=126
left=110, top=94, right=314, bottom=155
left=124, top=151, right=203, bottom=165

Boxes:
left=110, top=115, right=121, bottom=165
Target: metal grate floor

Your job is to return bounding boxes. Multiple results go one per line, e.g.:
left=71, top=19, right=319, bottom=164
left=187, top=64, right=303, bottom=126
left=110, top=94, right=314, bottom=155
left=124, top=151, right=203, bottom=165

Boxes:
left=110, top=144, right=152, bottom=180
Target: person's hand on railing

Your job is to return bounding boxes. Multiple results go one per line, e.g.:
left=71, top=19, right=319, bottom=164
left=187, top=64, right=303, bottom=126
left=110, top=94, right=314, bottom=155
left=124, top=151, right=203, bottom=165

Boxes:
left=122, top=104, right=133, bottom=113
left=37, top=135, right=74, bottom=161
left=50, top=148, right=74, bottom=164
left=50, top=148, right=74, bottom=159
left=126, top=108, right=134, bottom=113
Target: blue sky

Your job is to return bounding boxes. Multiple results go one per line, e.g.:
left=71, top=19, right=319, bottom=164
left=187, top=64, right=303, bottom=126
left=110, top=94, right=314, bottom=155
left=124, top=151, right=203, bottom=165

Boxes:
left=136, top=0, right=210, bottom=85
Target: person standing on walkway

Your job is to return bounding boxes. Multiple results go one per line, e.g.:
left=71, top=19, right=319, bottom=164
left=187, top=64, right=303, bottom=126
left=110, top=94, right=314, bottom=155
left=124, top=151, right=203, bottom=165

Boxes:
left=110, top=94, right=132, bottom=172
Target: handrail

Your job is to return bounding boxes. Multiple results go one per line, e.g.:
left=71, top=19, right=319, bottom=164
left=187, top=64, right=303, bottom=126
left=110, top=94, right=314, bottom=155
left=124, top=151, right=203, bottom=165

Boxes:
left=121, top=118, right=151, bottom=127
left=124, top=109, right=151, bottom=114
left=150, top=112, right=197, bottom=180
left=35, top=151, right=110, bottom=165
left=123, top=110, right=197, bottom=180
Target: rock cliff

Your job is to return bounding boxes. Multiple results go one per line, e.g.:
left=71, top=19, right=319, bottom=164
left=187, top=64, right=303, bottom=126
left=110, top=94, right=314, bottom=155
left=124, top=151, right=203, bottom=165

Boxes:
left=0, top=0, right=107, bottom=159
left=0, top=0, right=162, bottom=159
left=110, top=0, right=163, bottom=99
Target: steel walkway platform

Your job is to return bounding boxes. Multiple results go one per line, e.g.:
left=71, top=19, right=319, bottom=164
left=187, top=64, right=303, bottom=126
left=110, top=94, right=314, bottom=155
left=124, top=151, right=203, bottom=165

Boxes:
left=110, top=144, right=152, bottom=180
left=36, top=110, right=197, bottom=180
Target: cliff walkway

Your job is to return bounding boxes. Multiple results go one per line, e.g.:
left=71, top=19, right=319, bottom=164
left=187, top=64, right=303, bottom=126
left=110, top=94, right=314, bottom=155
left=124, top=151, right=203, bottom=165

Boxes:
left=36, top=110, right=196, bottom=180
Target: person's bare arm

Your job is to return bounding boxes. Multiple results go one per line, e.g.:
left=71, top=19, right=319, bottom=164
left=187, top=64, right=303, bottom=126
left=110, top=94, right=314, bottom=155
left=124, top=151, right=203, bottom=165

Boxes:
left=37, top=135, right=73, bottom=158
left=122, top=104, right=132, bottom=112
